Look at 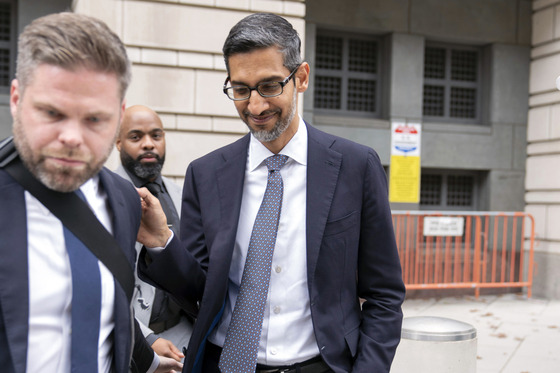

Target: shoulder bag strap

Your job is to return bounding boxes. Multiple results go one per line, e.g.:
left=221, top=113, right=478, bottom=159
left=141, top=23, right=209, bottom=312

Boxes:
left=1, top=138, right=134, bottom=302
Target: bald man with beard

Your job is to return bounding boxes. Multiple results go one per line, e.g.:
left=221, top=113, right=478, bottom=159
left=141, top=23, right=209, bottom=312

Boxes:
left=115, top=105, right=194, bottom=362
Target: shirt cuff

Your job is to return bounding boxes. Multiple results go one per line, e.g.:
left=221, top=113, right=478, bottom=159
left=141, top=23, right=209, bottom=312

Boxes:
left=145, top=230, right=174, bottom=254
left=146, top=333, right=159, bottom=346
left=146, top=351, right=160, bottom=373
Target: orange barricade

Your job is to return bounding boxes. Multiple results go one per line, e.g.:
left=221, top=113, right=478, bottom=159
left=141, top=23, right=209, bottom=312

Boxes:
left=391, top=211, right=535, bottom=298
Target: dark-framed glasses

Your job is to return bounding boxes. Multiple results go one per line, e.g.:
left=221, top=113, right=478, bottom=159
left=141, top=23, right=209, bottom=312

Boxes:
left=223, top=64, right=301, bottom=101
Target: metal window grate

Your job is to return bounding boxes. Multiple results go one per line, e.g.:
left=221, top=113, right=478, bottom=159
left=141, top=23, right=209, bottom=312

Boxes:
left=420, top=174, right=442, bottom=205
left=451, top=50, right=477, bottom=82
left=424, top=47, right=445, bottom=79
left=349, top=39, right=377, bottom=73
left=0, top=48, right=9, bottom=86
left=450, top=87, right=476, bottom=118
left=316, top=35, right=343, bottom=70
left=314, top=30, right=381, bottom=117
left=447, top=175, right=474, bottom=206
left=348, top=79, right=375, bottom=112
left=420, top=172, right=477, bottom=210
left=0, top=2, right=12, bottom=88
left=423, top=85, right=444, bottom=116
left=0, top=3, right=10, bottom=42
left=423, top=43, right=481, bottom=123
left=314, top=76, right=341, bottom=109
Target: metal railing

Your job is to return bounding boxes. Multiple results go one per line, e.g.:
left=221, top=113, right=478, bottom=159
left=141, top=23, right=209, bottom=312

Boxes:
left=391, top=211, right=535, bottom=298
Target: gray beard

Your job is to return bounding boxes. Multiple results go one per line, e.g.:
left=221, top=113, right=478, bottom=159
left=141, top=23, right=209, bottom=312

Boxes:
left=131, top=162, right=162, bottom=180
left=248, top=88, right=297, bottom=143
left=120, top=150, right=164, bottom=181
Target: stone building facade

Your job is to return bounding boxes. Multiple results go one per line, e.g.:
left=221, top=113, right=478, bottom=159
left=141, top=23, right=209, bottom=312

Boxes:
left=3, top=0, right=560, bottom=298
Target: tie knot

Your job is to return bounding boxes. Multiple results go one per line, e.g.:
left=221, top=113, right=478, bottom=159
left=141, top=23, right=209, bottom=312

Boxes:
left=144, top=182, right=162, bottom=195
left=265, top=154, right=288, bottom=172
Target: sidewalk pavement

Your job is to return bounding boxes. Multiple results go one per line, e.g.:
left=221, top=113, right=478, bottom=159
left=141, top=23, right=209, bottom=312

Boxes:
left=401, top=293, right=560, bottom=373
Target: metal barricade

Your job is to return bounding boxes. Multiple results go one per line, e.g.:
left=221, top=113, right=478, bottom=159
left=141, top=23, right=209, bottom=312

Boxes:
left=391, top=211, right=535, bottom=297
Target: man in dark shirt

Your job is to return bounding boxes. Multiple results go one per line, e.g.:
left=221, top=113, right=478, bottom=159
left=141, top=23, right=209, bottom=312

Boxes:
left=115, top=105, right=193, bottom=362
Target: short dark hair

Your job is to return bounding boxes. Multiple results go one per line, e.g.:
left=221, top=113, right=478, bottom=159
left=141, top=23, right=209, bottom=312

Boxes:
left=16, top=12, right=131, bottom=99
left=222, top=13, right=302, bottom=74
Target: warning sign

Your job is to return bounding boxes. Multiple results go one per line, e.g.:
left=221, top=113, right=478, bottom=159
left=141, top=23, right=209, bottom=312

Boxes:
left=389, top=155, right=420, bottom=203
left=423, top=217, right=465, bottom=236
left=389, top=122, right=421, bottom=203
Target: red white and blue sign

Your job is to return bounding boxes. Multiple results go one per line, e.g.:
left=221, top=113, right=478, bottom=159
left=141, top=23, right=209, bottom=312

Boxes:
left=391, top=122, right=421, bottom=157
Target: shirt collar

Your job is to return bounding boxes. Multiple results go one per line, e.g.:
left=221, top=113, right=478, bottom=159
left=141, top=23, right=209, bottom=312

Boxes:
left=78, top=175, right=100, bottom=204
left=248, top=116, right=308, bottom=172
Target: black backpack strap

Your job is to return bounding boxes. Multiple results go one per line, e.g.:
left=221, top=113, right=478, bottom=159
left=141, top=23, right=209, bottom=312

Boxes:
left=0, top=136, right=17, bottom=168
left=1, top=139, right=134, bottom=302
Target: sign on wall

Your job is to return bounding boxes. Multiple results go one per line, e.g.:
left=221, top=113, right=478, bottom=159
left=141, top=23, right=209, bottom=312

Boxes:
left=423, top=216, right=465, bottom=236
left=389, top=122, right=421, bottom=203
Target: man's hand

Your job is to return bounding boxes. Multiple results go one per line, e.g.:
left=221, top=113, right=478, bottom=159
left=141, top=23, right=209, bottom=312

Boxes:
left=137, top=187, right=173, bottom=248
left=151, top=337, right=184, bottom=362
left=154, top=355, right=183, bottom=373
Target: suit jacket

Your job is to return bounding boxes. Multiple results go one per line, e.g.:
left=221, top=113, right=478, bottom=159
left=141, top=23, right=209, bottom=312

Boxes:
left=0, top=163, right=154, bottom=373
left=139, top=122, right=406, bottom=373
left=114, top=165, right=193, bottom=346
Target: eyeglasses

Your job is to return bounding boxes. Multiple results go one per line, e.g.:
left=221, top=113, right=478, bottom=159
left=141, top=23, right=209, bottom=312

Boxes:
left=223, top=65, right=301, bottom=101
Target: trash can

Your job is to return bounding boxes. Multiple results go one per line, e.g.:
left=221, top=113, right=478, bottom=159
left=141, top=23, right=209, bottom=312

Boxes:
left=391, top=316, right=477, bottom=373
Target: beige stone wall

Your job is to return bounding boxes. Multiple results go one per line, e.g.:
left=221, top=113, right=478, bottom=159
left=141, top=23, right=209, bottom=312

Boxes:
left=72, top=0, right=306, bottom=182
left=527, top=0, right=560, bottom=298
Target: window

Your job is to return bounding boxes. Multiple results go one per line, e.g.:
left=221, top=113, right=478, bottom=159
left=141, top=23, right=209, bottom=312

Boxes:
left=420, top=170, right=478, bottom=211
left=0, top=0, right=15, bottom=93
left=314, top=31, right=382, bottom=118
left=423, top=43, right=481, bottom=123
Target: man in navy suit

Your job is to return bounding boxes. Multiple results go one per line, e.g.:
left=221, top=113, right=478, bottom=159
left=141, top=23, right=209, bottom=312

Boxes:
left=138, top=12, right=405, bottom=373
left=0, top=12, right=181, bottom=373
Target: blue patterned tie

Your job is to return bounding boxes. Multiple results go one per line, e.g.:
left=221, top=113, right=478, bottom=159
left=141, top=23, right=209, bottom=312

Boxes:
left=219, top=154, right=288, bottom=373
left=63, top=189, right=101, bottom=373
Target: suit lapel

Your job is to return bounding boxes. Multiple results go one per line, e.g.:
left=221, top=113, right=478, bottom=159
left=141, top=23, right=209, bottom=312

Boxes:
left=213, top=135, right=249, bottom=266
left=100, top=169, right=129, bottom=251
left=191, top=136, right=249, bottom=373
left=162, top=177, right=182, bottom=214
left=98, top=169, right=133, bottom=373
left=0, top=172, right=29, bottom=373
left=305, top=124, right=342, bottom=283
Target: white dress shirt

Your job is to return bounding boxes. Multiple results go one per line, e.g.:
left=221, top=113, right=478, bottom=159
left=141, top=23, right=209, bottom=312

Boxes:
left=25, top=177, right=116, bottom=373
left=209, top=117, right=319, bottom=365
